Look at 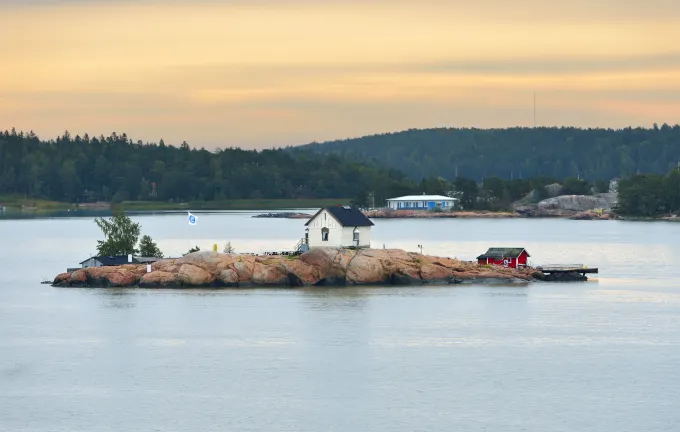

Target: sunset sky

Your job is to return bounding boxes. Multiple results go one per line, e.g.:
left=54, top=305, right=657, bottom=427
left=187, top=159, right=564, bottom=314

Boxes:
left=2, top=0, right=679, bottom=148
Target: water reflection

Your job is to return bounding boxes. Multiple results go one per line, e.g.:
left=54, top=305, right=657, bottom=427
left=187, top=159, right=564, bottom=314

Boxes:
left=299, top=287, right=373, bottom=311
left=97, top=289, right=137, bottom=309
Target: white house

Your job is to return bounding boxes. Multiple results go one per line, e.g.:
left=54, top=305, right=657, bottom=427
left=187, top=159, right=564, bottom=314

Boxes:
left=386, top=194, right=457, bottom=210
left=303, top=206, right=373, bottom=249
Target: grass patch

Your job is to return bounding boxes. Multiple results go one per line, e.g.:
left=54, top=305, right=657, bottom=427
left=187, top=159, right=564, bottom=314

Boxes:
left=0, top=195, right=74, bottom=211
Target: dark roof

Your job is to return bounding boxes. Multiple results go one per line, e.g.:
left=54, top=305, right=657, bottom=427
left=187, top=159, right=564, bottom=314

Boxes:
left=135, top=257, right=161, bottom=263
left=80, top=255, right=139, bottom=266
left=305, top=205, right=374, bottom=227
left=476, top=248, right=529, bottom=260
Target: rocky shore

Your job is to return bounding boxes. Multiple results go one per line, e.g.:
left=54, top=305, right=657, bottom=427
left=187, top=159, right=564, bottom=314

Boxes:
left=363, top=209, right=520, bottom=219
left=52, top=249, right=541, bottom=288
left=247, top=193, right=620, bottom=221
left=252, top=212, right=311, bottom=219
left=363, top=208, right=618, bottom=220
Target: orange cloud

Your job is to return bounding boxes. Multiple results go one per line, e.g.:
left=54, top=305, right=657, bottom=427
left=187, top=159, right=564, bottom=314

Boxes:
left=1, top=0, right=679, bottom=147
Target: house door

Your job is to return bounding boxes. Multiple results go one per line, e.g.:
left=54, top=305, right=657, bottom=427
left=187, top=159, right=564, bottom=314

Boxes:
left=353, top=229, right=359, bottom=246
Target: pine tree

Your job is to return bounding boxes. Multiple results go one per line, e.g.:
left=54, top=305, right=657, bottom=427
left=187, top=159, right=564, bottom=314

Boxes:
left=184, top=246, right=200, bottom=256
left=138, top=235, right=164, bottom=258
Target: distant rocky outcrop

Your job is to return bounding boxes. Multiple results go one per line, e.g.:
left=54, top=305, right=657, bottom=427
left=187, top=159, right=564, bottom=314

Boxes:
left=537, top=193, right=617, bottom=212
left=252, top=212, right=311, bottom=219
left=53, top=249, right=537, bottom=288
left=544, top=183, right=564, bottom=198
left=569, top=209, right=618, bottom=220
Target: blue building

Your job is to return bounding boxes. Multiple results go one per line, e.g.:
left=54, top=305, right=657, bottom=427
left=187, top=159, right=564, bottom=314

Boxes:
left=386, top=194, right=458, bottom=210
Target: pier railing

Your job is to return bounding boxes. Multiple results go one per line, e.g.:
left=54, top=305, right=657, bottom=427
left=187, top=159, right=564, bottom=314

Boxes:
left=536, top=264, right=586, bottom=271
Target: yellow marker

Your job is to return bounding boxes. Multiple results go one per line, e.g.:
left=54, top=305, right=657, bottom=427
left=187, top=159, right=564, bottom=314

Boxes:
left=213, top=243, right=218, bottom=252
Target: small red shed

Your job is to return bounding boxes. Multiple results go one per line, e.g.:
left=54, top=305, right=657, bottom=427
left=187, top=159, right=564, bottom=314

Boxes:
left=476, top=247, right=530, bottom=269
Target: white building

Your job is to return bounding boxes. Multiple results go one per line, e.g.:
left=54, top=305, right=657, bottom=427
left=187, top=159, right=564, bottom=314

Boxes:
left=386, top=194, right=457, bottom=210
left=303, top=206, right=373, bottom=249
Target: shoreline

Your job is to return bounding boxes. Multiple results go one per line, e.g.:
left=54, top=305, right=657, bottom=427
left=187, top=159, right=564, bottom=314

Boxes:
left=0, top=198, right=352, bottom=216
left=253, top=209, right=620, bottom=221
left=53, top=249, right=553, bottom=289
left=365, top=209, right=617, bottom=220
left=3, top=197, right=677, bottom=221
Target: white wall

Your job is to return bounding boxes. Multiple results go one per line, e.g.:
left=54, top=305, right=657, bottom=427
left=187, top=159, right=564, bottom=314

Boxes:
left=307, top=209, right=344, bottom=248
left=340, top=225, right=372, bottom=247
left=387, top=199, right=456, bottom=210
left=307, top=209, right=372, bottom=248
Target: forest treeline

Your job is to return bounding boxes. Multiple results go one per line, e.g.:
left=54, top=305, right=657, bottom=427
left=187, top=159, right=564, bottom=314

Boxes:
left=616, top=168, right=680, bottom=217
left=0, top=127, right=674, bottom=217
left=297, top=125, right=680, bottom=181
left=0, top=129, right=421, bottom=203
left=0, top=128, right=601, bottom=210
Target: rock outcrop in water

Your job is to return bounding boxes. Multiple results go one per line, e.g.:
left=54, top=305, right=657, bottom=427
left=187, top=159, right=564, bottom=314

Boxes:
left=53, top=249, right=538, bottom=288
left=252, top=212, right=311, bottom=219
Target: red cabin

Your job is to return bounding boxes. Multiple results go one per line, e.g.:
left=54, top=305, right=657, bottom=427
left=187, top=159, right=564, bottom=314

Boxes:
left=476, top=247, right=530, bottom=269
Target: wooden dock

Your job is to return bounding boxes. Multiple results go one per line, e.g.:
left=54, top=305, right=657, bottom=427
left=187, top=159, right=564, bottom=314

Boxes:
left=535, top=264, right=598, bottom=281
left=536, top=264, right=598, bottom=274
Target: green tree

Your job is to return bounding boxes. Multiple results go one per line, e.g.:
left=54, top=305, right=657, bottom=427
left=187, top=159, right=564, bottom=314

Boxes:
left=184, top=246, right=200, bottom=255
left=482, top=177, right=506, bottom=200
left=593, top=179, right=610, bottom=194
left=454, top=177, right=478, bottom=210
left=351, top=189, right=369, bottom=207
left=561, top=177, right=591, bottom=195
left=616, top=174, right=668, bottom=216
left=94, top=209, right=141, bottom=256
left=223, top=242, right=234, bottom=254
left=533, top=184, right=548, bottom=202
left=666, top=169, right=680, bottom=212
left=138, top=235, right=164, bottom=258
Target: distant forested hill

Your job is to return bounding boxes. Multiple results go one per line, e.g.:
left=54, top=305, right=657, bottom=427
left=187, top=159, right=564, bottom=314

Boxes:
left=0, top=129, right=416, bottom=203
left=295, top=125, right=680, bottom=181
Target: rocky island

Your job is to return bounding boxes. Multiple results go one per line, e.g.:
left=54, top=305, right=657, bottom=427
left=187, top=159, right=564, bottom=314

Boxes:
left=53, top=248, right=546, bottom=289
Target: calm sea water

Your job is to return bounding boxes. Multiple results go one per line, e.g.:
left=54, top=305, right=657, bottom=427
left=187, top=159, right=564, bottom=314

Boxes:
left=1, top=212, right=680, bottom=432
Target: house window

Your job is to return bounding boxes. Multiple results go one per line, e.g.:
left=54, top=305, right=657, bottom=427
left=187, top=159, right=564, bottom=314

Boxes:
left=322, top=228, right=329, bottom=241
left=353, top=231, right=359, bottom=242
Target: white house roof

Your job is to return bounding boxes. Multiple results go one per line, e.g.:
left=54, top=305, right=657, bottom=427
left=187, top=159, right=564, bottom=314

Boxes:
left=387, top=195, right=457, bottom=201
